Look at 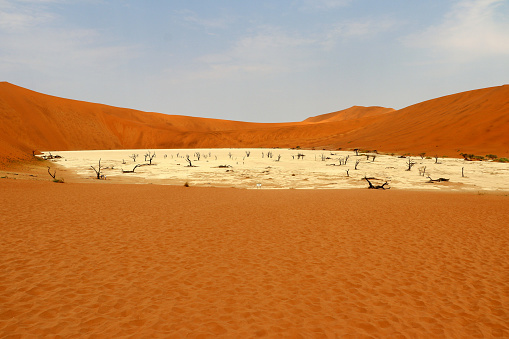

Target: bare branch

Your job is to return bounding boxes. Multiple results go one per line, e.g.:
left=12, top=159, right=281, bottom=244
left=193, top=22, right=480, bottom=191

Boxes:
left=122, top=164, right=141, bottom=173
left=47, top=166, right=56, bottom=179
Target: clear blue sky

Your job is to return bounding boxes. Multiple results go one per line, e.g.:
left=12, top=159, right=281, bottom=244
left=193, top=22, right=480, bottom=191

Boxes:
left=1, top=0, right=508, bottom=122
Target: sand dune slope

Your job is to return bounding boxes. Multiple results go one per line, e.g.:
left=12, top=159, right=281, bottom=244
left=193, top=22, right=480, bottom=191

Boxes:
left=344, top=85, right=509, bottom=156
left=1, top=180, right=508, bottom=337
left=303, top=106, right=395, bottom=123
left=1, top=82, right=509, bottom=165
left=0, top=82, right=272, bottom=163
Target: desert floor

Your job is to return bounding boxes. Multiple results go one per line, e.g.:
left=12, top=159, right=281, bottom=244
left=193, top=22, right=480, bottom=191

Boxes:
left=42, top=148, right=509, bottom=191
left=1, top=174, right=508, bottom=337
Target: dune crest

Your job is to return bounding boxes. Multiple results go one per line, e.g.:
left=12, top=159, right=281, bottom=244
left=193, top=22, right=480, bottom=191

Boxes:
left=1, top=82, right=508, bottom=166
left=303, top=106, right=395, bottom=123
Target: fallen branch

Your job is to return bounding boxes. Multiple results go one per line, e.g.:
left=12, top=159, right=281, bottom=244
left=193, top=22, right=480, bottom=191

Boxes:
left=363, top=176, right=390, bottom=190
left=47, top=166, right=56, bottom=179
left=122, top=164, right=142, bottom=173
left=427, top=176, right=450, bottom=183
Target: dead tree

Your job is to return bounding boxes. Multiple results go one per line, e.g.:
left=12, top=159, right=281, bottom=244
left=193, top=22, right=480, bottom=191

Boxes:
left=245, top=151, right=251, bottom=157
left=346, top=169, right=350, bottom=177
left=129, top=154, right=139, bottom=162
left=122, top=164, right=141, bottom=173
left=406, top=157, right=416, bottom=171
left=363, top=176, right=389, bottom=190
left=418, top=166, right=427, bottom=176
left=434, top=155, right=440, bottom=164
left=355, top=159, right=361, bottom=170
left=276, top=154, right=281, bottom=161
left=145, top=151, right=156, bottom=164
left=194, top=152, right=201, bottom=161
left=419, top=152, right=426, bottom=159
left=91, top=159, right=103, bottom=179
left=354, top=149, right=359, bottom=156
left=185, top=155, right=195, bottom=167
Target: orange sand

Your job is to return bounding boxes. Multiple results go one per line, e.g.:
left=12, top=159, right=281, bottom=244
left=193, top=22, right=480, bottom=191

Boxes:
left=1, top=179, right=508, bottom=337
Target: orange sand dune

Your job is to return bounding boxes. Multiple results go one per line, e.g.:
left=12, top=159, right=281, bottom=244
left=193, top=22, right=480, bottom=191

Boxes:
left=1, top=82, right=509, bottom=166
left=0, top=82, right=278, bottom=165
left=341, top=85, right=509, bottom=157
left=1, top=179, right=508, bottom=337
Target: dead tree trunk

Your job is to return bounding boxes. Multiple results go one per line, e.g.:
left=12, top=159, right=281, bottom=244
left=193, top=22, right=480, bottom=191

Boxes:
left=406, top=157, right=416, bottom=171
left=355, top=160, right=361, bottom=170
left=129, top=154, right=138, bottom=162
left=91, top=159, right=103, bottom=179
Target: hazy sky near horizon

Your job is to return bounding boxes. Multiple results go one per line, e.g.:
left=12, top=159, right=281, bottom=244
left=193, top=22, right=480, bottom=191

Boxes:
left=1, top=0, right=509, bottom=122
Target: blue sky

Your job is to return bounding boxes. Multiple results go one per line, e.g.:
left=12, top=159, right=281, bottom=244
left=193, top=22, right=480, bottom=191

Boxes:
left=1, top=0, right=508, bottom=122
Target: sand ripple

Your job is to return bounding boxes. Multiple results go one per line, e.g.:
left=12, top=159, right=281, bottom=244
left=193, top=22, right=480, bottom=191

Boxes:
left=1, top=181, right=508, bottom=337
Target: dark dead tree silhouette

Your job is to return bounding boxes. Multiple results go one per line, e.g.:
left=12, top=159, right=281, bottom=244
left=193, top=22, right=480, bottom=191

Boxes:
left=363, top=176, right=389, bottom=190
left=406, top=157, right=416, bottom=171
left=91, top=159, right=103, bottom=179
left=145, top=151, right=156, bottom=165
left=122, top=164, right=142, bottom=173
left=47, top=166, right=56, bottom=179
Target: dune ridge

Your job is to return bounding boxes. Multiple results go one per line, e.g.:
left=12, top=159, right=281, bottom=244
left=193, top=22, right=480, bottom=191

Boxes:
left=1, top=82, right=509, bottom=166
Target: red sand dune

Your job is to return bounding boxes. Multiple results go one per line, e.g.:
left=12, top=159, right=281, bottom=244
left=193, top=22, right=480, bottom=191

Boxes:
left=1, top=82, right=509, bottom=166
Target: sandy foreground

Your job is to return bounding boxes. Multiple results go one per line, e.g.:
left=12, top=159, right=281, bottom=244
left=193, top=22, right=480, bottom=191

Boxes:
left=42, top=148, right=509, bottom=191
left=1, top=176, right=508, bottom=337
